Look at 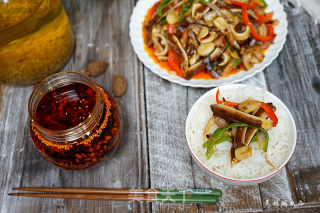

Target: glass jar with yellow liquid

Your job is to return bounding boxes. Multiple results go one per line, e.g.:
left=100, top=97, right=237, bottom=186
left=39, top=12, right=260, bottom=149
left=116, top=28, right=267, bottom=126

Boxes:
left=0, top=0, right=74, bottom=86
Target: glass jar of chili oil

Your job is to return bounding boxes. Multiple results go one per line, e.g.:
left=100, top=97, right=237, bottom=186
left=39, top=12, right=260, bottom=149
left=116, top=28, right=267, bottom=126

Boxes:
left=28, top=72, right=122, bottom=170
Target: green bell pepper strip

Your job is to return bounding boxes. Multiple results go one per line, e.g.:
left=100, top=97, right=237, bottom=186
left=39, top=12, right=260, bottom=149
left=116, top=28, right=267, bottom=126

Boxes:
left=205, top=122, right=251, bottom=159
left=234, top=58, right=242, bottom=66
left=257, top=0, right=268, bottom=8
left=205, top=122, right=270, bottom=159
left=249, top=0, right=268, bottom=8
left=179, top=0, right=194, bottom=13
left=227, top=42, right=233, bottom=50
left=156, top=0, right=172, bottom=17
left=203, top=128, right=225, bottom=150
left=178, top=8, right=192, bottom=24
left=247, top=128, right=269, bottom=152
left=159, top=18, right=167, bottom=26
left=250, top=133, right=258, bottom=143
left=159, top=189, right=222, bottom=197
left=259, top=127, right=269, bottom=152
left=177, top=0, right=194, bottom=23
left=203, top=135, right=231, bottom=148
left=199, top=0, right=210, bottom=5
left=155, top=194, right=218, bottom=204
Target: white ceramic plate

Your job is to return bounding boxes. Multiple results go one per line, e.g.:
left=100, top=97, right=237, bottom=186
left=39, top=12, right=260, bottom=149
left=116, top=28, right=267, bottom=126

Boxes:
left=185, top=84, right=297, bottom=185
left=129, top=0, right=288, bottom=88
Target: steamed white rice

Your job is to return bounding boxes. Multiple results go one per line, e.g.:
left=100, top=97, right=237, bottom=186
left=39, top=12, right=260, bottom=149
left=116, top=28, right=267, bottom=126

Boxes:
left=187, top=85, right=294, bottom=180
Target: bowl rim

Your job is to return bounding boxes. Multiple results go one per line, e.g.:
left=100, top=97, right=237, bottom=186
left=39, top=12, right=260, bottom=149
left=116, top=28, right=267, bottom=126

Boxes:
left=185, top=84, right=297, bottom=182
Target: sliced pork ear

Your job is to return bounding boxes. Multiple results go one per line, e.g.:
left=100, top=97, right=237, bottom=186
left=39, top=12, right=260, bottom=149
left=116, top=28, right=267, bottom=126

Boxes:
left=184, top=60, right=206, bottom=79
left=214, top=116, right=230, bottom=128
left=238, top=98, right=261, bottom=114
left=187, top=30, right=199, bottom=48
left=144, top=20, right=156, bottom=47
left=220, top=60, right=234, bottom=77
left=230, top=140, right=239, bottom=167
left=210, top=104, right=273, bottom=130
left=171, top=35, right=189, bottom=64
left=231, top=147, right=240, bottom=167
left=235, top=126, right=247, bottom=146
left=244, top=103, right=276, bottom=145
left=152, top=34, right=168, bottom=57
left=231, top=126, right=247, bottom=167
left=168, top=34, right=185, bottom=60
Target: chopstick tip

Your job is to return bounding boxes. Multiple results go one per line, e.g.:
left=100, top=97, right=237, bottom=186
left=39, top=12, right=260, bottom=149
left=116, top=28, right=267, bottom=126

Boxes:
left=8, top=193, right=25, bottom=197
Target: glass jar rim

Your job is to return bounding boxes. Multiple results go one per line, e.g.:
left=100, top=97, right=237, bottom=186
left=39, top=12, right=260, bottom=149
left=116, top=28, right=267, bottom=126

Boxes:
left=28, top=71, right=103, bottom=143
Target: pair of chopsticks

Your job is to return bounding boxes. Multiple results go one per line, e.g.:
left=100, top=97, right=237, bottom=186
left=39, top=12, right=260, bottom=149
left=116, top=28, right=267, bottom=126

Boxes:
left=9, top=188, right=222, bottom=204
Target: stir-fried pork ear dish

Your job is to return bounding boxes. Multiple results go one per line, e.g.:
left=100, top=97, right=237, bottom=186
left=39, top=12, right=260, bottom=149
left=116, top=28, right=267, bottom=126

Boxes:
left=143, top=0, right=278, bottom=79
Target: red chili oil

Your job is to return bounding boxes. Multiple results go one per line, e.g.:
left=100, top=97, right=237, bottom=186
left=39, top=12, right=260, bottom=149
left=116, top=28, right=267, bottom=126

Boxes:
left=35, top=83, right=96, bottom=131
left=29, top=75, right=122, bottom=170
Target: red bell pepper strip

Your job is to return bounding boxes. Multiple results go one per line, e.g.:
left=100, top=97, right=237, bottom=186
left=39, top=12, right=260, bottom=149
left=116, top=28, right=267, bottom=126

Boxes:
left=176, top=4, right=182, bottom=12
left=249, top=2, right=273, bottom=23
left=231, top=1, right=273, bottom=23
left=231, top=1, right=249, bottom=8
left=250, top=23, right=274, bottom=42
left=260, top=102, right=278, bottom=127
left=232, top=1, right=264, bottom=10
left=166, top=24, right=175, bottom=34
left=168, top=49, right=184, bottom=77
left=256, top=11, right=274, bottom=23
left=216, top=89, right=239, bottom=107
left=181, top=29, right=188, bottom=39
left=241, top=6, right=275, bottom=42
left=250, top=0, right=268, bottom=8
left=241, top=4, right=250, bottom=25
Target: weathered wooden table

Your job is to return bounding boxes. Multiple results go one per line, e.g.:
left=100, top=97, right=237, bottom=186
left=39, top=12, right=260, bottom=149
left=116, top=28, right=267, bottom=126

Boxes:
left=1, top=0, right=319, bottom=212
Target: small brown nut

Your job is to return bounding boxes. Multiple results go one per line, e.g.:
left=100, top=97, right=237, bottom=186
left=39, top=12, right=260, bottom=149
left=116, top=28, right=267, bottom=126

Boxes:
left=85, top=61, right=108, bottom=76
left=112, top=75, right=127, bottom=97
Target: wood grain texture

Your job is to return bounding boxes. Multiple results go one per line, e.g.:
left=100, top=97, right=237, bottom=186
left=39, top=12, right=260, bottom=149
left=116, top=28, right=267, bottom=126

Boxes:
left=1, top=0, right=320, bottom=212
left=0, top=0, right=148, bottom=212
left=143, top=69, right=197, bottom=212
left=264, top=5, right=320, bottom=206
left=240, top=206, right=320, bottom=213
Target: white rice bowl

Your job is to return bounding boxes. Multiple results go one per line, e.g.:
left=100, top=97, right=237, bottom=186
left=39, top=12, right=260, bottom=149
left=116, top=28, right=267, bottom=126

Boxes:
left=186, top=84, right=297, bottom=185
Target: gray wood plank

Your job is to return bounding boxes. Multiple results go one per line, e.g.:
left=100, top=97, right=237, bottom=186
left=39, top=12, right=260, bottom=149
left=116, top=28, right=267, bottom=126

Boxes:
left=143, top=68, right=197, bottom=212
left=1, top=0, right=320, bottom=212
left=268, top=207, right=320, bottom=213
left=264, top=5, right=320, bottom=205
left=0, top=0, right=149, bottom=212
left=234, top=206, right=320, bottom=213
left=259, top=169, right=295, bottom=210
